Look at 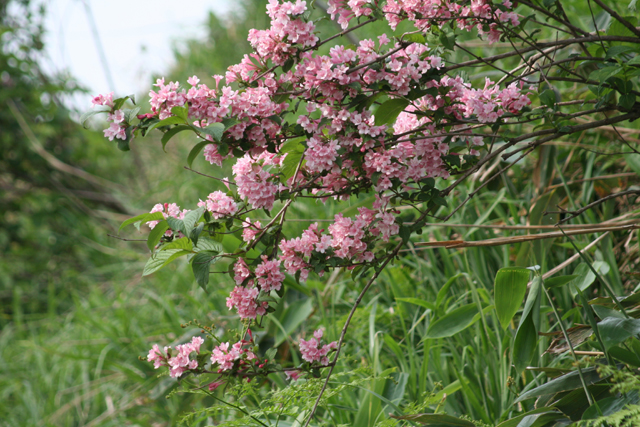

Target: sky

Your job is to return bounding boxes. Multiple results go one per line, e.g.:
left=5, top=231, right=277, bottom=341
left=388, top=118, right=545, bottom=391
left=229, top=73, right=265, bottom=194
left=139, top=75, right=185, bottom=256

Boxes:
left=43, top=0, right=235, bottom=108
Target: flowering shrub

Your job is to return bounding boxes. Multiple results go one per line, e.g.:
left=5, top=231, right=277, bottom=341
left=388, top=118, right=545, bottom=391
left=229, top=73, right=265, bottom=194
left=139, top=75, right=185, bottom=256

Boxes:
left=90, top=0, right=640, bottom=424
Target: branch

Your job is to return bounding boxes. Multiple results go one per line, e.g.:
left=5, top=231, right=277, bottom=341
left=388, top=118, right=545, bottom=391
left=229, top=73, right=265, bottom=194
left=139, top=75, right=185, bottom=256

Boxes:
left=555, top=189, right=640, bottom=224
left=592, top=0, right=640, bottom=38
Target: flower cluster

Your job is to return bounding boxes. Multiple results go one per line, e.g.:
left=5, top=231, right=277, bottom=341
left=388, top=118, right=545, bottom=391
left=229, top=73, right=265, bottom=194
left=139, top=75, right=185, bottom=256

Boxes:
left=210, top=339, right=257, bottom=371
left=147, top=202, right=188, bottom=237
left=197, top=191, right=238, bottom=219
left=299, top=329, right=337, bottom=366
left=113, top=0, right=535, bottom=389
left=147, top=336, right=205, bottom=378
left=248, top=0, right=318, bottom=66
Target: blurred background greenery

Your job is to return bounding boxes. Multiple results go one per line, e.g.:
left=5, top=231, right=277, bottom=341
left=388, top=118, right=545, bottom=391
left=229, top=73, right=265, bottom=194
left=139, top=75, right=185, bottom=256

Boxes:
left=1, top=0, right=639, bottom=426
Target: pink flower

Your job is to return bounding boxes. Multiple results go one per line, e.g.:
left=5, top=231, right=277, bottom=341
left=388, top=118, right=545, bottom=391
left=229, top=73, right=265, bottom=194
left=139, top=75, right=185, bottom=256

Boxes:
left=299, top=329, right=337, bottom=366
left=242, top=219, right=262, bottom=243
left=211, top=339, right=256, bottom=371
left=91, top=92, right=114, bottom=108
left=285, top=370, right=302, bottom=381
left=147, top=344, right=168, bottom=369
left=255, top=256, right=285, bottom=292
left=197, top=191, right=238, bottom=219
left=226, top=285, right=268, bottom=319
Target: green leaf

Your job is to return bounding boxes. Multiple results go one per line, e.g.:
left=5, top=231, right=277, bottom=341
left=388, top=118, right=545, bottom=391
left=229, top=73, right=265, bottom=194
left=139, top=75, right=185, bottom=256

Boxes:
left=494, top=267, right=530, bottom=329
left=159, top=237, right=193, bottom=251
left=515, top=367, right=606, bottom=403
left=166, top=217, right=186, bottom=236
left=544, top=275, right=579, bottom=288
left=147, top=221, right=169, bottom=251
left=222, top=117, right=239, bottom=129
left=161, top=125, right=193, bottom=151
left=171, top=105, right=189, bottom=121
left=395, top=298, right=436, bottom=311
left=187, top=141, right=209, bottom=168
left=598, top=317, right=640, bottom=350
left=147, top=116, right=187, bottom=133
left=200, top=122, right=225, bottom=142
left=191, top=250, right=218, bottom=289
left=374, top=99, right=410, bottom=126
left=403, top=34, right=426, bottom=44
left=568, top=262, right=609, bottom=296
left=496, top=408, right=564, bottom=427
left=79, top=107, right=109, bottom=128
left=425, top=303, right=480, bottom=339
left=582, top=392, right=640, bottom=420
left=619, top=93, right=636, bottom=110
left=539, top=89, right=557, bottom=108
left=182, top=206, right=205, bottom=233
left=194, top=237, right=224, bottom=253
left=436, top=273, right=462, bottom=310
left=280, top=137, right=306, bottom=181
left=143, top=249, right=191, bottom=276
left=513, top=277, right=542, bottom=373
left=389, top=413, right=474, bottom=426
left=119, top=211, right=164, bottom=232
left=589, top=66, right=623, bottom=84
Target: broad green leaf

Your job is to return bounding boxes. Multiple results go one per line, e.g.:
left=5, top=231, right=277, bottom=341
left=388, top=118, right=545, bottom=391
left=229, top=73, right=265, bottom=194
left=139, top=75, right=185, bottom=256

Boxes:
left=147, top=221, right=169, bottom=251
left=119, top=211, right=164, bottom=232
left=147, top=116, right=186, bottom=133
left=195, top=237, right=224, bottom=253
left=374, top=98, right=410, bottom=126
left=496, top=408, right=562, bottom=427
left=619, top=93, right=636, bottom=110
left=191, top=250, right=218, bottom=289
left=515, top=367, right=606, bottom=403
left=403, top=34, right=426, bottom=44
left=588, top=66, right=622, bottom=84
left=222, top=117, right=239, bottom=129
left=568, top=262, right=609, bottom=296
left=592, top=304, right=625, bottom=320
left=539, top=89, right=557, bottom=108
left=79, top=107, right=109, bottom=128
left=395, top=298, right=436, bottom=311
left=274, top=298, right=314, bottom=346
left=171, top=105, right=189, bottom=121
left=200, top=122, right=225, bottom=142
left=280, top=138, right=306, bottom=181
left=160, top=237, right=193, bottom=251
left=182, top=206, right=205, bottom=233
left=389, top=413, right=475, bottom=426
left=597, top=317, right=640, bottom=350
left=513, top=277, right=541, bottom=373
left=544, top=275, right=579, bottom=288
left=143, top=249, right=191, bottom=276
left=425, top=303, right=488, bottom=339
left=516, top=412, right=569, bottom=427
left=187, top=141, right=209, bottom=168
left=166, top=217, right=186, bottom=236
left=161, top=125, right=193, bottom=151
left=494, top=267, right=530, bottom=329
left=582, top=392, right=640, bottom=420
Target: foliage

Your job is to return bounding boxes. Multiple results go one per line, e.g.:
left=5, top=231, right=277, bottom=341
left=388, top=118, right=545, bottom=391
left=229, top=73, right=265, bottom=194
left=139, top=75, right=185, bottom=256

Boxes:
left=3, top=0, right=640, bottom=426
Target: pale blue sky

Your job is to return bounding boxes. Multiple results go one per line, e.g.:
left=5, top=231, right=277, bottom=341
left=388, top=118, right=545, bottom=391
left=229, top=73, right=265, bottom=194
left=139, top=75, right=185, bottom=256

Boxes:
left=43, top=0, right=235, bottom=108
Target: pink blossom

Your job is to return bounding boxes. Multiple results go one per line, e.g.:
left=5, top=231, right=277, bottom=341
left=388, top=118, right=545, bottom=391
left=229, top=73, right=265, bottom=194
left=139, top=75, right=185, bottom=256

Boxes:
left=255, top=256, right=285, bottom=292
left=299, top=329, right=337, bottom=366
left=226, top=285, right=268, bottom=319
left=197, top=191, right=238, bottom=219
left=91, top=92, right=114, bottom=108
left=211, top=339, right=256, bottom=371
left=242, top=219, right=262, bottom=243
